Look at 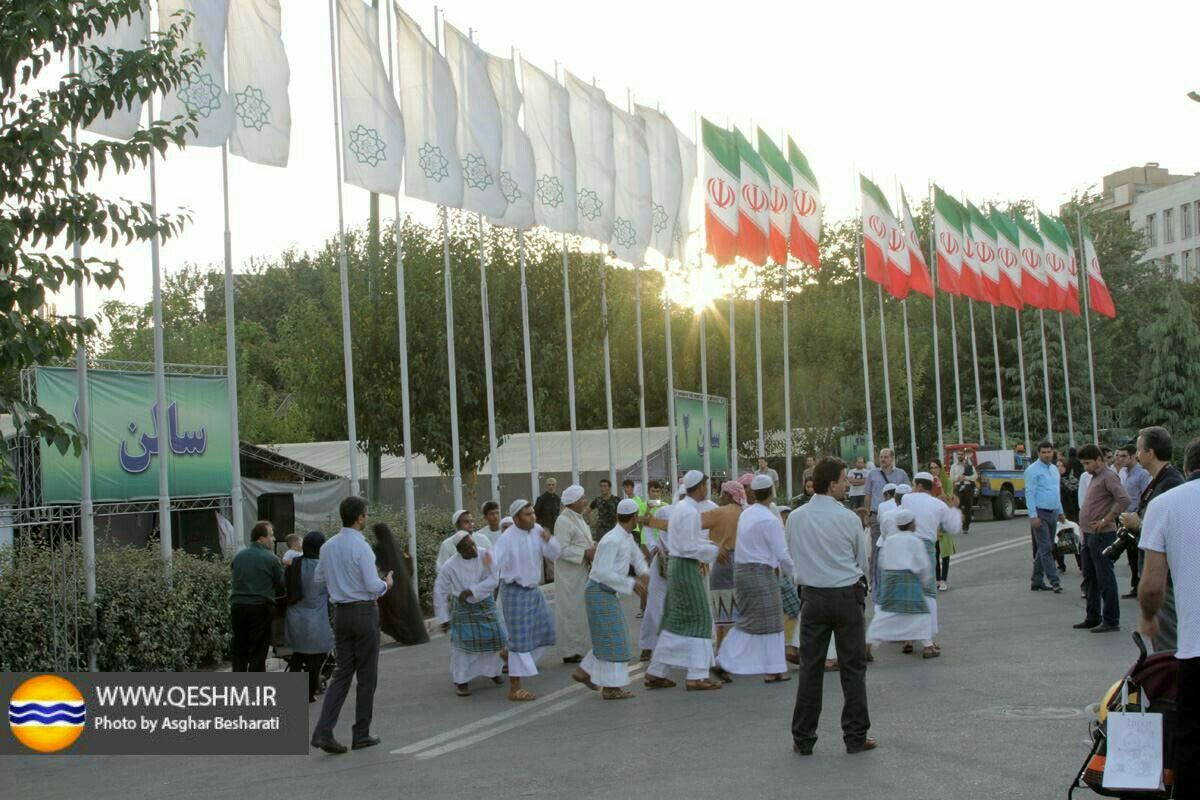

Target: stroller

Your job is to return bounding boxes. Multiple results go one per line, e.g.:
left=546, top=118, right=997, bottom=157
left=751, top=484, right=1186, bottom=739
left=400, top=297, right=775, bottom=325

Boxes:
left=1068, top=633, right=1178, bottom=798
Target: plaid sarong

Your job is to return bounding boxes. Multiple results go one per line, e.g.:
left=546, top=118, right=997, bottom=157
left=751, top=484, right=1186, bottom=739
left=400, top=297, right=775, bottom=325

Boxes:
left=879, top=570, right=930, bottom=615
left=585, top=580, right=631, bottom=662
left=780, top=576, right=801, bottom=619
left=733, top=562, right=784, bottom=635
left=450, top=596, right=506, bottom=654
left=660, top=557, right=712, bottom=639
left=709, top=553, right=738, bottom=626
left=501, top=582, right=556, bottom=653
left=923, top=539, right=938, bottom=598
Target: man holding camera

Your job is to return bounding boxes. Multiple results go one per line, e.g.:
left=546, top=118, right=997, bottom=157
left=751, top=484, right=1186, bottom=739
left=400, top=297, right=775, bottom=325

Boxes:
left=1072, top=445, right=1129, bottom=633
left=1117, top=444, right=1151, bottom=598
left=949, top=451, right=978, bottom=533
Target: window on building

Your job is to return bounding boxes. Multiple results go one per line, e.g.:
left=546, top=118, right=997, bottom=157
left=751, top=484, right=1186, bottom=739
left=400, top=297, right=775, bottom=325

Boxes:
left=1185, top=250, right=1194, bottom=282
left=1185, top=203, right=1195, bottom=239
left=1196, top=203, right=1200, bottom=241
left=1164, top=208, right=1175, bottom=244
left=1147, top=214, right=1157, bottom=246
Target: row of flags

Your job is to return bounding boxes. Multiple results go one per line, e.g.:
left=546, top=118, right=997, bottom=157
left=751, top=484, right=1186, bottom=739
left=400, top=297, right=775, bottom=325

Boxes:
left=81, top=0, right=699, bottom=269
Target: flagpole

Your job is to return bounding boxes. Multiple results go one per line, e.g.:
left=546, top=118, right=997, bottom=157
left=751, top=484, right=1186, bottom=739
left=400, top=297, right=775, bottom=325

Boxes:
left=518, top=230, right=539, bottom=498
left=634, top=263, right=649, bottom=498
left=902, top=300, right=918, bottom=473
left=562, top=233, right=580, bottom=483
left=754, top=282, right=765, bottom=461
left=728, top=296, right=737, bottom=477
left=440, top=209, right=464, bottom=509
left=928, top=197, right=945, bottom=460
left=700, top=303, right=712, bottom=479
left=1039, top=309, right=1054, bottom=443
left=220, top=147, right=244, bottom=547
left=1059, top=313, right=1075, bottom=448
left=664, top=292, right=679, bottom=485
left=876, top=284, right=895, bottom=451
left=478, top=215, right=500, bottom=501
left=967, top=301, right=985, bottom=444
left=990, top=304, right=1007, bottom=449
left=1077, top=212, right=1100, bottom=443
left=949, top=295, right=964, bottom=444
left=856, top=227, right=876, bottom=462
left=1015, top=309, right=1032, bottom=454
left=782, top=283, right=793, bottom=499
left=327, top=0, right=361, bottom=494
left=146, top=96, right=173, bottom=574
left=601, top=259, right=617, bottom=486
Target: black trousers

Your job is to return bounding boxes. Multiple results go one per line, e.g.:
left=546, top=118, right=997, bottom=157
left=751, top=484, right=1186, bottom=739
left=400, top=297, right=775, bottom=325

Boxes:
left=1080, top=532, right=1119, bottom=627
left=956, top=483, right=975, bottom=531
left=230, top=603, right=273, bottom=672
left=791, top=585, right=870, bottom=748
left=1125, top=544, right=1139, bottom=591
left=294, top=652, right=327, bottom=701
left=1177, top=657, right=1200, bottom=799
left=312, top=602, right=381, bottom=743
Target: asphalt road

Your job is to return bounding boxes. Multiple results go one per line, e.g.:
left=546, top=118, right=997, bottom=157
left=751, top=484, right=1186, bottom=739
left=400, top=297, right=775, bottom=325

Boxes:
left=6, top=515, right=1141, bottom=800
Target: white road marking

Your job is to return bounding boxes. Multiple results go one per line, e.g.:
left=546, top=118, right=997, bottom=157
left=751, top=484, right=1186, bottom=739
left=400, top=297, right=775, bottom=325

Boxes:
left=950, top=537, right=1029, bottom=566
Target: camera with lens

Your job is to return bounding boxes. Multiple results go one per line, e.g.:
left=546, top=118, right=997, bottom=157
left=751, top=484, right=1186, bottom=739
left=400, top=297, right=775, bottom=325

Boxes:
left=1103, top=525, right=1139, bottom=561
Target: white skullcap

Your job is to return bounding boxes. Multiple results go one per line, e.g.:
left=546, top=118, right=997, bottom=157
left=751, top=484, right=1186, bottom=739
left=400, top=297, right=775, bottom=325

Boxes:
left=883, top=483, right=897, bottom=494
left=617, top=498, right=639, bottom=515
left=750, top=474, right=774, bottom=491
left=683, top=470, right=706, bottom=490
left=776, top=505, right=791, bottom=513
left=892, top=508, right=915, bottom=527
left=913, top=471, right=935, bottom=483
left=561, top=484, right=585, bottom=505
left=508, top=498, right=531, bottom=517
left=451, top=509, right=469, bottom=528
left=500, top=516, right=513, bottom=529
left=895, top=483, right=913, bottom=495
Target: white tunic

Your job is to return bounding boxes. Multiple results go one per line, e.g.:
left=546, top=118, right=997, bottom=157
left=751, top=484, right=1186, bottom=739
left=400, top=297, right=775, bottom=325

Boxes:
left=492, top=525, right=561, bottom=587
left=638, top=503, right=675, bottom=651
left=893, top=491, right=960, bottom=638
left=433, top=553, right=505, bottom=683
left=553, top=508, right=594, bottom=657
left=867, top=531, right=934, bottom=646
left=436, top=530, right=492, bottom=571
left=581, top=525, right=651, bottom=687
left=717, top=503, right=793, bottom=675
left=648, top=496, right=719, bottom=679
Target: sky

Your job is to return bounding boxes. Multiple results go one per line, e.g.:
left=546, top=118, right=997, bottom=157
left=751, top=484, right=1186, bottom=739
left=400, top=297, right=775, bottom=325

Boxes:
left=51, top=0, right=1200, bottom=313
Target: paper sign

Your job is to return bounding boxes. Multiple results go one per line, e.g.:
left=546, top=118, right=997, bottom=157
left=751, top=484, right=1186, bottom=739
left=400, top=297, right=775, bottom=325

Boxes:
left=1103, top=711, right=1164, bottom=791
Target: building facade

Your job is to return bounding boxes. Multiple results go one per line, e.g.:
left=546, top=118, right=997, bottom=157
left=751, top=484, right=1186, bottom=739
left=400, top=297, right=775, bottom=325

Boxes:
left=1131, top=173, right=1200, bottom=282
left=1096, top=163, right=1194, bottom=222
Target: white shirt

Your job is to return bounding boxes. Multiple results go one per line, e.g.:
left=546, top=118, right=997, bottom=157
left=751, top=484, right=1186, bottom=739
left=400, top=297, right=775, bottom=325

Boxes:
left=436, top=530, right=492, bottom=571
left=879, top=531, right=934, bottom=590
left=314, top=527, right=388, bottom=604
left=491, top=524, right=562, bottom=588
left=847, top=467, right=867, bottom=497
left=1077, top=471, right=1092, bottom=512
left=665, top=496, right=719, bottom=563
left=734, top=503, right=795, bottom=578
left=281, top=549, right=303, bottom=566
left=787, top=495, right=867, bottom=588
left=432, top=553, right=500, bottom=624
left=877, top=498, right=897, bottom=519
left=899, top=491, right=962, bottom=543
left=1139, top=480, right=1200, bottom=659
left=588, top=525, right=649, bottom=595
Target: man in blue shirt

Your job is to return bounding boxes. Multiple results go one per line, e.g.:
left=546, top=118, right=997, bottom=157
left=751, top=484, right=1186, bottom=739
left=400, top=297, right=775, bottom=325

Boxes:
left=1118, top=443, right=1152, bottom=598
left=1023, top=441, right=1066, bottom=593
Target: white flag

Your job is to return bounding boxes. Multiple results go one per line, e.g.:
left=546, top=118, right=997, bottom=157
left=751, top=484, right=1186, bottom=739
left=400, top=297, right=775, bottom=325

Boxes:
left=337, top=0, right=404, bottom=195
left=484, top=54, right=535, bottom=229
left=635, top=104, right=682, bottom=260
left=81, top=5, right=148, bottom=140
left=520, top=58, right=576, bottom=234
left=158, top=0, right=234, bottom=146
left=227, top=0, right=290, bottom=166
left=673, top=128, right=697, bottom=262
left=565, top=72, right=615, bottom=244
left=443, top=24, right=505, bottom=218
left=394, top=6, right=462, bottom=208
left=610, top=105, right=652, bottom=266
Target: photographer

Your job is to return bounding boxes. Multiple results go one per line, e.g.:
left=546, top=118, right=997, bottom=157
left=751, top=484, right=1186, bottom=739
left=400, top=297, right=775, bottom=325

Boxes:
left=1136, top=436, right=1199, bottom=799
left=949, top=451, right=977, bottom=533
left=1117, top=444, right=1151, bottom=598
left=1071, top=445, right=1128, bottom=633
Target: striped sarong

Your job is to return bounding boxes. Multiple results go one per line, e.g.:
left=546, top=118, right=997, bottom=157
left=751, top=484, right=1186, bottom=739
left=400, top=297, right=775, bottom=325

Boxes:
left=779, top=576, right=801, bottom=619
left=879, top=570, right=930, bottom=615
left=660, top=557, right=712, bottom=639
left=585, top=581, right=630, bottom=662
left=733, top=562, right=784, bottom=635
left=923, top=539, right=938, bottom=598
left=450, top=596, right=506, bottom=654
left=709, top=552, right=738, bottom=626
left=501, top=582, right=555, bottom=653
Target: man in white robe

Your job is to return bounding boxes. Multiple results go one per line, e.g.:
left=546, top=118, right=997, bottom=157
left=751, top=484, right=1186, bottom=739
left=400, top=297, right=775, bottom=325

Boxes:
left=637, top=489, right=680, bottom=660
left=900, top=473, right=963, bottom=650
left=433, top=534, right=505, bottom=695
left=866, top=509, right=936, bottom=660
left=437, top=509, right=491, bottom=572
left=553, top=484, right=594, bottom=663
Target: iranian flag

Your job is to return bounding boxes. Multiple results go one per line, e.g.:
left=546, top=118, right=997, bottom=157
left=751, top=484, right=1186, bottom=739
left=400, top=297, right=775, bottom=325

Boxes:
left=1039, top=211, right=1076, bottom=314
left=787, top=138, right=820, bottom=268
left=1015, top=213, right=1049, bottom=309
left=934, top=185, right=966, bottom=296
left=734, top=127, right=769, bottom=265
left=860, top=175, right=907, bottom=298
left=702, top=117, right=739, bottom=265
left=1082, top=221, right=1116, bottom=318
left=957, top=196, right=989, bottom=303
left=988, top=208, right=1025, bottom=310
left=968, top=201, right=1002, bottom=306
left=900, top=189, right=933, bottom=297
left=756, top=128, right=792, bottom=265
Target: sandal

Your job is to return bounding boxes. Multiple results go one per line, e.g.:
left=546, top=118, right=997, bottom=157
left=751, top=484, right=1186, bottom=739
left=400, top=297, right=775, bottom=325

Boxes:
left=764, top=674, right=791, bottom=683
left=685, top=679, right=723, bottom=691
left=922, top=647, right=940, bottom=659
left=712, top=667, right=734, bottom=684
left=601, top=688, right=634, bottom=700
left=507, top=689, right=536, bottom=702
left=571, top=669, right=598, bottom=691
left=901, top=643, right=914, bottom=654
left=455, top=684, right=471, bottom=697
left=643, top=676, right=676, bottom=690
left=865, top=646, right=875, bottom=663
left=492, top=676, right=504, bottom=685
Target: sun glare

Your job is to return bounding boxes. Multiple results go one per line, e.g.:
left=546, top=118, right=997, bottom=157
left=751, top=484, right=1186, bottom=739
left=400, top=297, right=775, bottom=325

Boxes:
left=663, top=262, right=728, bottom=312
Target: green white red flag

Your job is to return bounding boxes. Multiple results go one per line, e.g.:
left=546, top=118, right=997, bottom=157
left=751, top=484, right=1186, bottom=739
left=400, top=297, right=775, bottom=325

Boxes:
left=988, top=208, right=1025, bottom=310
left=860, top=175, right=907, bottom=298
left=756, top=129, right=792, bottom=265
left=934, top=185, right=966, bottom=296
left=1039, top=211, right=1079, bottom=314
left=787, top=138, right=820, bottom=268
left=1015, top=213, right=1049, bottom=309
left=968, top=201, right=1003, bottom=306
left=734, top=127, right=769, bottom=265
left=702, top=117, right=739, bottom=265
left=1081, top=221, right=1116, bottom=318
left=900, top=189, right=933, bottom=297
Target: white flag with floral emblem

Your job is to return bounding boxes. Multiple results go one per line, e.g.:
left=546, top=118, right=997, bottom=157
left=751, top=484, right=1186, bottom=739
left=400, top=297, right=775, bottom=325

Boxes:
left=609, top=105, right=652, bottom=266
left=336, top=0, right=404, bottom=194
left=81, top=5, right=148, bottom=140
left=565, top=72, right=615, bottom=244
left=444, top=23, right=505, bottom=218
left=394, top=6, right=462, bottom=207
left=673, top=127, right=697, bottom=262
left=227, top=0, right=291, bottom=166
left=635, top=104, right=682, bottom=260
left=158, top=0, right=235, bottom=146
left=520, top=58, right=576, bottom=233
left=484, top=54, right=535, bottom=229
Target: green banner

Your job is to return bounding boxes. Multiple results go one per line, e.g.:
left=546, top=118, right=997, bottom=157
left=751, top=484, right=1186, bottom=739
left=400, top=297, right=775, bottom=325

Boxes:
left=673, top=391, right=729, bottom=474
left=37, top=367, right=233, bottom=503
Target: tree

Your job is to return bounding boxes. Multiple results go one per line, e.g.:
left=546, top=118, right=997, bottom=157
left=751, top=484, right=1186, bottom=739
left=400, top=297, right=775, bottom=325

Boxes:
left=0, top=0, right=198, bottom=491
